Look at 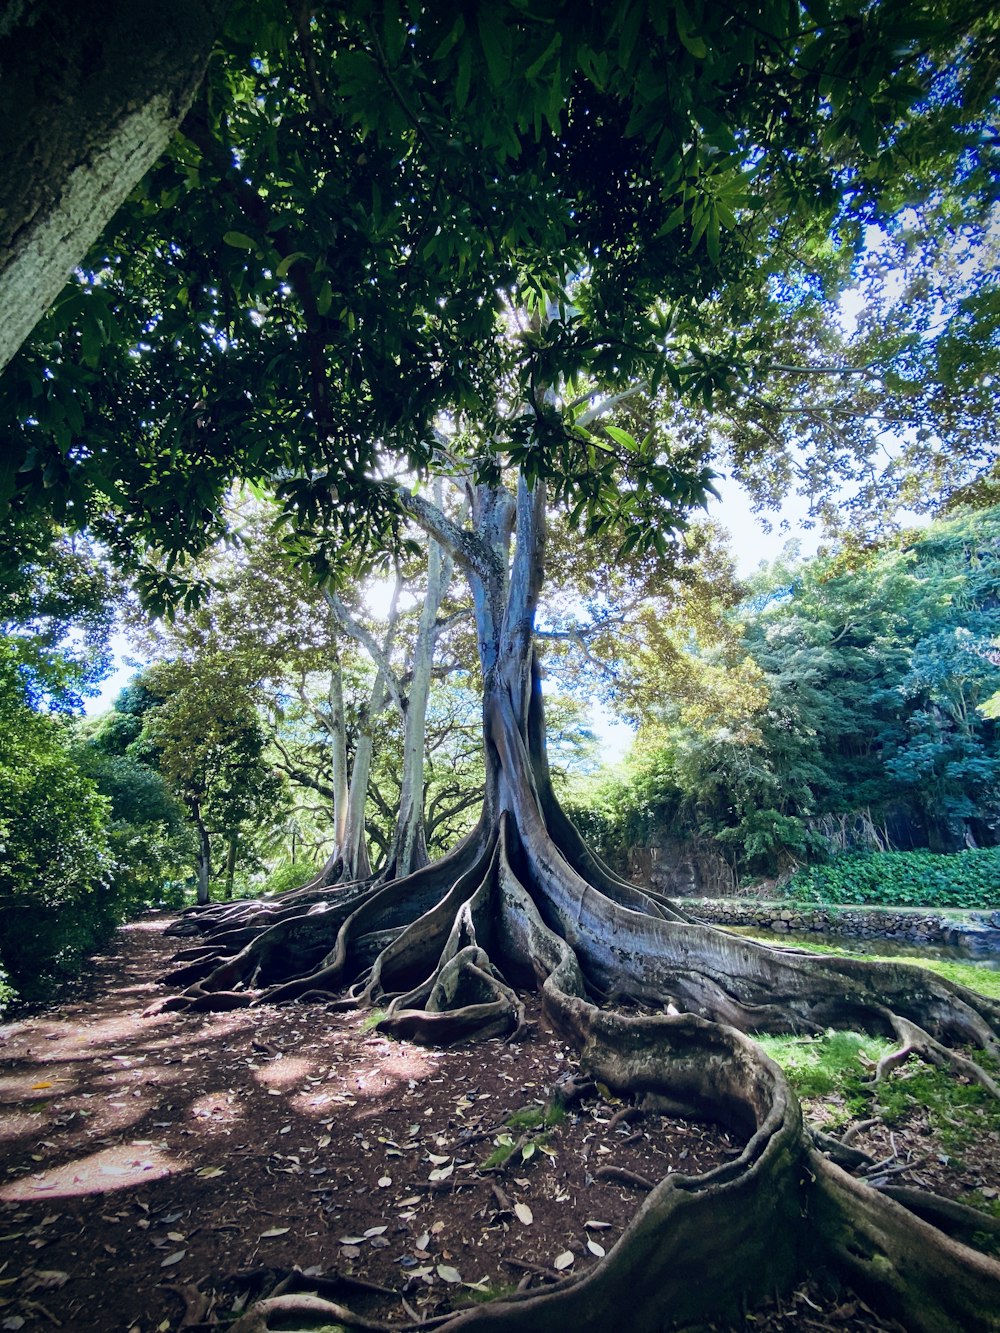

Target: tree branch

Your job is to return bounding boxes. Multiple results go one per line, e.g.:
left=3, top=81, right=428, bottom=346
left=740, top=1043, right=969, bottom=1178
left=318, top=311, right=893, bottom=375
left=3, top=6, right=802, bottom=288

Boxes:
left=396, top=487, right=502, bottom=587
left=575, top=383, right=649, bottom=427
left=322, top=588, right=406, bottom=716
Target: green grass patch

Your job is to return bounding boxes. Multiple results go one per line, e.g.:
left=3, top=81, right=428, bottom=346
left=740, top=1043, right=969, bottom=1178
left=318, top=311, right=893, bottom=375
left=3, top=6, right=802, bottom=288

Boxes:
left=456, top=1282, right=519, bottom=1306
left=874, top=1052, right=1000, bottom=1165
left=481, top=1135, right=517, bottom=1169
left=759, top=1027, right=1000, bottom=1178
left=481, top=1105, right=563, bottom=1168
left=506, top=1103, right=565, bottom=1131
left=756, top=1030, right=889, bottom=1123
left=361, top=1008, right=388, bottom=1032
left=734, top=930, right=1000, bottom=1002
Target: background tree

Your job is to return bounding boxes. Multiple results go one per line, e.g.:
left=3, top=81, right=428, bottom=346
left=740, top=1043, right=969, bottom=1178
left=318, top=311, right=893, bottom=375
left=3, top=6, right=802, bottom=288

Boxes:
left=0, top=640, right=111, bottom=1008
left=0, top=526, right=129, bottom=1006
left=135, top=657, right=287, bottom=902
left=587, top=506, right=1000, bottom=881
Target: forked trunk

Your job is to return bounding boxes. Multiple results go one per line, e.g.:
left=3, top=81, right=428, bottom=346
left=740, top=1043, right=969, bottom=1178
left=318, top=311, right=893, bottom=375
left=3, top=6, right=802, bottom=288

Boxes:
left=153, top=472, right=1000, bottom=1332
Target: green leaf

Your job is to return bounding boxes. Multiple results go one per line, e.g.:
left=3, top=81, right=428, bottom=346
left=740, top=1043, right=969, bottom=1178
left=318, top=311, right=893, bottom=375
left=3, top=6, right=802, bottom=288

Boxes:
left=455, top=41, right=473, bottom=109
left=656, top=203, right=687, bottom=238
left=706, top=209, right=721, bottom=266
left=674, top=1, right=707, bottom=59
left=223, top=231, right=257, bottom=251
left=275, top=251, right=308, bottom=278
left=432, top=15, right=464, bottom=61
left=315, top=281, right=334, bottom=316
left=604, top=424, right=639, bottom=452
left=478, top=6, right=511, bottom=88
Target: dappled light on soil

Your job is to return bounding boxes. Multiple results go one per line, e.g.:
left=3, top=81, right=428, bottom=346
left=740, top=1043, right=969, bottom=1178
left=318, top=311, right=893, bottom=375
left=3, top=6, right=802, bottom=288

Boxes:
left=0, top=914, right=997, bottom=1331
left=188, top=1089, right=244, bottom=1132
left=0, top=1143, right=185, bottom=1201
left=251, top=1055, right=316, bottom=1091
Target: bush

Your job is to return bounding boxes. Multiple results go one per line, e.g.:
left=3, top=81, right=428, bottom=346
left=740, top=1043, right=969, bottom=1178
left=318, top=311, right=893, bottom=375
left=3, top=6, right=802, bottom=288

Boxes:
left=0, top=709, right=115, bottom=1006
left=786, top=847, right=1000, bottom=910
left=260, top=860, right=321, bottom=895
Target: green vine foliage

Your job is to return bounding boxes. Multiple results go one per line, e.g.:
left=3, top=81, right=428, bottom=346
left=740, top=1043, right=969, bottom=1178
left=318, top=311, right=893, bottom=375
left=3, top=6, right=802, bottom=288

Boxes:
left=786, top=847, right=1000, bottom=910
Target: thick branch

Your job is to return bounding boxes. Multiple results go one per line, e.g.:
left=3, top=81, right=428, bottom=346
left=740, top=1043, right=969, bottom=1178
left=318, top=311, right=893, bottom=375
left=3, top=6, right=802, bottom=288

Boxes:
left=398, top=488, right=503, bottom=587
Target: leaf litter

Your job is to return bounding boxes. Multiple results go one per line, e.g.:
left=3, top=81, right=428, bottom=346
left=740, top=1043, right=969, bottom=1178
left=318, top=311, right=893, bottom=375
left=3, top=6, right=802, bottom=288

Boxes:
left=0, top=914, right=986, bottom=1332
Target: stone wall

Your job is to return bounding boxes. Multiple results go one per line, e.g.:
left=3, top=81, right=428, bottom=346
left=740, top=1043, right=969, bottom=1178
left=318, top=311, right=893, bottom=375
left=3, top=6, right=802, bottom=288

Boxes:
left=684, top=898, right=1000, bottom=953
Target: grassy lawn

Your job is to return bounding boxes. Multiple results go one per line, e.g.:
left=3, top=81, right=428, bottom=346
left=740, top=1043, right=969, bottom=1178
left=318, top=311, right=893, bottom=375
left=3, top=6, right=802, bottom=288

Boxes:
left=732, top=928, right=1000, bottom=1001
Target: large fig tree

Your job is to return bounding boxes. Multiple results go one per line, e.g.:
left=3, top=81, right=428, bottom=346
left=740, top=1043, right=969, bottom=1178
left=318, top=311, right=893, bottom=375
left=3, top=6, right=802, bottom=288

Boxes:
left=3, top=1, right=1000, bottom=1327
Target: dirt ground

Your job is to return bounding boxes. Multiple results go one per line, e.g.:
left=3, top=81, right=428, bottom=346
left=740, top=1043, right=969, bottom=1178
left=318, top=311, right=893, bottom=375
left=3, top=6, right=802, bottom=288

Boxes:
left=0, top=915, right=989, bottom=1332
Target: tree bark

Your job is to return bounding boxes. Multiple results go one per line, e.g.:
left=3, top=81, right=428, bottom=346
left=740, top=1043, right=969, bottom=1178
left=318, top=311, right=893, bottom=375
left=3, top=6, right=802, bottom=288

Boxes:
left=0, top=0, right=230, bottom=373
left=224, top=836, right=238, bottom=899
left=383, top=488, right=456, bottom=879
left=152, top=473, right=1000, bottom=1330
left=193, top=807, right=211, bottom=906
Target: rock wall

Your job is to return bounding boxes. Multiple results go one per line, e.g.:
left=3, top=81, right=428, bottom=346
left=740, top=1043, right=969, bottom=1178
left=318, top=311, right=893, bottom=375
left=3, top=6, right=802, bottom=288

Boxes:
left=684, top=898, right=1000, bottom=953
left=627, top=836, right=737, bottom=898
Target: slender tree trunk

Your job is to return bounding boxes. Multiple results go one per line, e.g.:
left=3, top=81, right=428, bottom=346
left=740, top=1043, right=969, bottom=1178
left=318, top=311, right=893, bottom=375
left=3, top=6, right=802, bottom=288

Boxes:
left=328, top=646, right=349, bottom=850
left=224, top=836, right=238, bottom=899
left=193, top=806, right=212, bottom=905
left=342, top=673, right=384, bottom=881
left=0, top=0, right=230, bottom=372
left=383, top=485, right=456, bottom=878
left=316, top=641, right=350, bottom=883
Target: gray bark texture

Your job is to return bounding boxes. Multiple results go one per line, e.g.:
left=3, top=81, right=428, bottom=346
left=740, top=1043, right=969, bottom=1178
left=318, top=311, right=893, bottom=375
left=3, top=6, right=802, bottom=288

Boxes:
left=151, top=476, right=1000, bottom=1330
left=0, top=0, right=229, bottom=372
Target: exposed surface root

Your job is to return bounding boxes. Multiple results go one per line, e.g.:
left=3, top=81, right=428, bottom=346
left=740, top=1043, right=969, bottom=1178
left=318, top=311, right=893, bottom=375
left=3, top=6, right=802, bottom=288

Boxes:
left=873, top=1008, right=1000, bottom=1098
left=153, top=789, right=1000, bottom=1330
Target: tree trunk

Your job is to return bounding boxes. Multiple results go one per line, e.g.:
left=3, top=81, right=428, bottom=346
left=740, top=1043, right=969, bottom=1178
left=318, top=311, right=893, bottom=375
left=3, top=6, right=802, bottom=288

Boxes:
left=152, top=472, right=1000, bottom=1331
left=315, top=642, right=351, bottom=883
left=382, top=493, right=455, bottom=879
left=327, top=644, right=349, bottom=852
left=224, top=836, right=238, bottom=899
left=0, top=0, right=230, bottom=372
left=193, top=809, right=211, bottom=906
left=341, top=674, right=381, bottom=883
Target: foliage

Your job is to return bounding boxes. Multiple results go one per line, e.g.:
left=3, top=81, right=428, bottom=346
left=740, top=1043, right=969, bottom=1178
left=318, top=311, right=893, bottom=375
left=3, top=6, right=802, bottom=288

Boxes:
left=0, top=641, right=113, bottom=1006
left=0, top=532, right=130, bottom=1009
left=74, top=746, right=197, bottom=910
left=580, top=506, right=1000, bottom=879
left=136, top=658, right=288, bottom=897
left=786, top=847, right=1000, bottom=910
left=0, top=528, right=117, bottom=710
left=2, top=0, right=998, bottom=592
left=260, top=860, right=322, bottom=896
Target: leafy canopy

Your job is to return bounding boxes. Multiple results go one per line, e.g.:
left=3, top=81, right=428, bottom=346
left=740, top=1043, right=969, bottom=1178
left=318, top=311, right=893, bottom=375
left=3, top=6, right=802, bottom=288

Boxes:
left=2, top=0, right=997, bottom=593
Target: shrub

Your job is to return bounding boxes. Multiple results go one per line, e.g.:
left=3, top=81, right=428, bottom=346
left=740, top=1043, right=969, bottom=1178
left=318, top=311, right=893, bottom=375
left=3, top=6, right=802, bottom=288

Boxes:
left=260, top=860, right=321, bottom=896
left=785, top=847, right=1000, bottom=910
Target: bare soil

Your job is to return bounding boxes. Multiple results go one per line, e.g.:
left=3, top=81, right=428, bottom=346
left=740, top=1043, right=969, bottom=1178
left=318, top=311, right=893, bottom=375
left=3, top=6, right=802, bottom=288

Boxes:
left=0, top=915, right=990, bottom=1332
